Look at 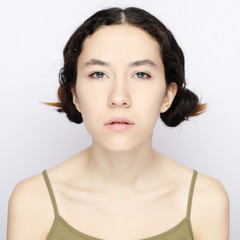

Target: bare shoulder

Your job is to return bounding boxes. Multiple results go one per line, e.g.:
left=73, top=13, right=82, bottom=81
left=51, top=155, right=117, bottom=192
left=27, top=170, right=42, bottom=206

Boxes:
left=194, top=172, right=229, bottom=215
left=195, top=172, right=229, bottom=200
left=8, top=173, right=53, bottom=240
left=9, top=173, right=46, bottom=202
left=154, top=152, right=229, bottom=239
left=192, top=172, right=229, bottom=240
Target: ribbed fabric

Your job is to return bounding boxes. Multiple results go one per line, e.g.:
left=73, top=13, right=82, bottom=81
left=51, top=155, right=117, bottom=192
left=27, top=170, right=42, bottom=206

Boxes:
left=42, top=170, right=197, bottom=240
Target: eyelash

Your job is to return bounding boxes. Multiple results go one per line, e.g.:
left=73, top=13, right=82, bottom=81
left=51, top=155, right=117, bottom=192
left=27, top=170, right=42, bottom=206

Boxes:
left=133, top=72, right=151, bottom=79
left=88, top=71, right=151, bottom=79
left=89, top=72, right=108, bottom=79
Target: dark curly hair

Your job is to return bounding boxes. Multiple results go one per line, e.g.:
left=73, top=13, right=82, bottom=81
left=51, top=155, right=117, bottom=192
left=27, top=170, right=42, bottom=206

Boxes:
left=45, top=7, right=206, bottom=127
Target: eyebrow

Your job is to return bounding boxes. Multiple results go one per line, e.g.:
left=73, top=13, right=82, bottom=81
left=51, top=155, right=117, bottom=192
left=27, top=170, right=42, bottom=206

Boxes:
left=129, top=59, right=157, bottom=68
left=84, top=59, right=110, bottom=67
left=84, top=58, right=157, bottom=68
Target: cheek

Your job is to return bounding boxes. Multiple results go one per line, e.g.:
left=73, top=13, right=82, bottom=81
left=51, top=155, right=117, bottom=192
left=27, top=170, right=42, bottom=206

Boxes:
left=136, top=87, right=166, bottom=112
left=76, top=85, right=105, bottom=121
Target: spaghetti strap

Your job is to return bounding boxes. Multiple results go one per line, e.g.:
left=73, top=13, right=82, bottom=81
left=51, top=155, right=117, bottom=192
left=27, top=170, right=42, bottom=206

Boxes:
left=42, top=170, right=59, bottom=217
left=186, top=170, right=198, bottom=218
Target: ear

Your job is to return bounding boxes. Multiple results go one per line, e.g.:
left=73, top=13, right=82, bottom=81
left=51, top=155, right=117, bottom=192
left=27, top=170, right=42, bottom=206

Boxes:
left=160, top=82, right=178, bottom=113
left=71, top=88, right=81, bottom=112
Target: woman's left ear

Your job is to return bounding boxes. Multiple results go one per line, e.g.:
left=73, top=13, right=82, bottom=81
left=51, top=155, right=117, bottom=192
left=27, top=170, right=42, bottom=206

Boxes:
left=160, top=82, right=178, bottom=113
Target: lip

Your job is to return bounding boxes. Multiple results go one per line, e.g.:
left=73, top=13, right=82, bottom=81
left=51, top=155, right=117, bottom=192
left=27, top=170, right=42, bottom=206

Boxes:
left=104, top=117, right=135, bottom=132
left=104, top=117, right=135, bottom=126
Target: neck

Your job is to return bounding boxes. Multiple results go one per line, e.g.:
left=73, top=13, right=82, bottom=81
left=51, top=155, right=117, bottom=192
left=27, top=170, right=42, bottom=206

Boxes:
left=84, top=140, right=160, bottom=195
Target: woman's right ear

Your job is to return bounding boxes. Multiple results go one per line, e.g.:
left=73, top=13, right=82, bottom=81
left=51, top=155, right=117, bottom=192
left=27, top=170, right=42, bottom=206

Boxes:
left=71, top=88, right=81, bottom=112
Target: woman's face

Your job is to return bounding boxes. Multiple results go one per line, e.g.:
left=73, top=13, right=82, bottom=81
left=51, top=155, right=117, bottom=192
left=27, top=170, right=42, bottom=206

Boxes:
left=73, top=24, right=176, bottom=151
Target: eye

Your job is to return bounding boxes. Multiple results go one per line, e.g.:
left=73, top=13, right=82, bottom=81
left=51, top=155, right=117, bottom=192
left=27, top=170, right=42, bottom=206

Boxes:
left=89, top=72, right=108, bottom=79
left=134, top=72, right=151, bottom=79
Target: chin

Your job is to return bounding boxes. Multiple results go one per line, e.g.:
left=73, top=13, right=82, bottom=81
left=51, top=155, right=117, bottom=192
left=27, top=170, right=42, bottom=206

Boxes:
left=95, top=136, right=146, bottom=153
left=104, top=145, right=135, bottom=153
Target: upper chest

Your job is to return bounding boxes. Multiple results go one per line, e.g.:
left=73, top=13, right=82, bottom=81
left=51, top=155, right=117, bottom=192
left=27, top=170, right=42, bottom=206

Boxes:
left=51, top=182, right=189, bottom=239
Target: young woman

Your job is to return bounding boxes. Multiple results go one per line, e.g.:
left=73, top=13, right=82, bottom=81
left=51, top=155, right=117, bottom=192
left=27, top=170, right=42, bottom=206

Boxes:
left=7, top=7, right=229, bottom=240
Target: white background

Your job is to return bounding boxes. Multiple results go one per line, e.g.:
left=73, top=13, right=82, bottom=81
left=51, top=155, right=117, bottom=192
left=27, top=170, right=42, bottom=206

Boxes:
left=1, top=0, right=239, bottom=239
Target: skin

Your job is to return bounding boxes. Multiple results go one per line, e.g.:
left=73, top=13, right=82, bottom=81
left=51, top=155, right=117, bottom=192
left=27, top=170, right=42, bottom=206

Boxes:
left=7, top=25, right=229, bottom=240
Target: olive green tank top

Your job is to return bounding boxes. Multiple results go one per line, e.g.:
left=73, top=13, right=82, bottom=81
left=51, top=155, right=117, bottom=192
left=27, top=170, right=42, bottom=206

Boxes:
left=42, top=170, right=197, bottom=240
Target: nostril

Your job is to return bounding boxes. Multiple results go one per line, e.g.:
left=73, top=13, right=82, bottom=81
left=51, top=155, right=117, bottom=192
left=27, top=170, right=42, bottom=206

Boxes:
left=108, top=95, right=131, bottom=108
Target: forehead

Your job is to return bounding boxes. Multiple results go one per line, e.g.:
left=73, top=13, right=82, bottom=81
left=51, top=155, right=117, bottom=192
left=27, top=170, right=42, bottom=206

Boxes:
left=78, top=24, right=162, bottom=65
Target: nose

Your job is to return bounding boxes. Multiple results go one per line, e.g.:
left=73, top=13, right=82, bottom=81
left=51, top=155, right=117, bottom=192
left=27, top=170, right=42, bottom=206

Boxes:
left=107, top=82, right=132, bottom=108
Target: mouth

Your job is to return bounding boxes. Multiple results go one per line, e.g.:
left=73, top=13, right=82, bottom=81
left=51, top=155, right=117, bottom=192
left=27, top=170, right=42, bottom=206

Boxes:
left=104, top=117, right=135, bottom=126
left=104, top=117, right=135, bottom=131
left=109, top=121, right=131, bottom=125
